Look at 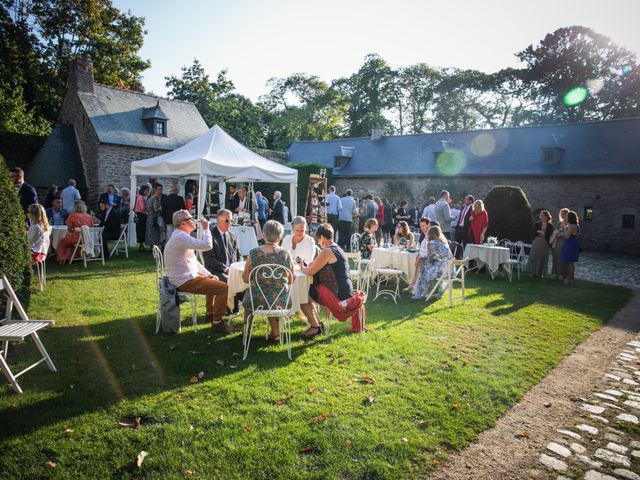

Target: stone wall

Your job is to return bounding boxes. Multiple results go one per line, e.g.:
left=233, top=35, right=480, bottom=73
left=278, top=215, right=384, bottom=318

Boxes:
left=333, top=175, right=640, bottom=255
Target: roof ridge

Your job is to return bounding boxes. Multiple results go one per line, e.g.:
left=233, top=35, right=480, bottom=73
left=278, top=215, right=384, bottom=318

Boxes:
left=90, top=83, right=197, bottom=106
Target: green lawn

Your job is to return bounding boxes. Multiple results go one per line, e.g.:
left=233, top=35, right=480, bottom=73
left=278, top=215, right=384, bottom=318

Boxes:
left=0, top=253, right=632, bottom=479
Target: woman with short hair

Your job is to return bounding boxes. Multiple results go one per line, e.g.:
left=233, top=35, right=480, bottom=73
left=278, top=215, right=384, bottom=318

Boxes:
left=282, top=216, right=316, bottom=265
left=527, top=210, right=554, bottom=278
left=55, top=200, right=95, bottom=264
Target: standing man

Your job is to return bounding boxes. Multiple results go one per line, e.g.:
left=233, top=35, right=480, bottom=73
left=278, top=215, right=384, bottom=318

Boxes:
left=98, top=184, right=122, bottom=211
left=164, top=210, right=230, bottom=332
left=8, top=167, right=38, bottom=214
left=235, top=188, right=249, bottom=215
left=203, top=209, right=243, bottom=314
left=338, top=189, right=358, bottom=250
left=408, top=200, right=422, bottom=227
left=270, top=191, right=284, bottom=224
left=227, top=184, right=239, bottom=212
left=255, top=191, right=267, bottom=229
left=454, top=195, right=475, bottom=250
left=60, top=179, right=81, bottom=213
left=435, top=190, right=457, bottom=239
left=422, top=197, right=436, bottom=221
left=365, top=194, right=377, bottom=221
left=162, top=184, right=186, bottom=240
left=325, top=185, right=342, bottom=235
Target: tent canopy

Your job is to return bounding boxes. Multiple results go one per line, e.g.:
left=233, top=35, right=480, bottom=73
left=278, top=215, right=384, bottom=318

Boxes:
left=130, top=124, right=297, bottom=184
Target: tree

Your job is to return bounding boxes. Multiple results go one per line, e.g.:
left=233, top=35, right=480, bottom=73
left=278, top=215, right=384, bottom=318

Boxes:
left=517, top=25, right=640, bottom=123
left=429, top=69, right=485, bottom=132
left=166, top=60, right=266, bottom=148
left=484, top=186, right=533, bottom=243
left=396, top=64, right=441, bottom=134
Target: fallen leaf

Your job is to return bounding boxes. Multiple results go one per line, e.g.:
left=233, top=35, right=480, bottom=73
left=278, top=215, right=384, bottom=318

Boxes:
left=136, top=451, right=148, bottom=469
left=544, top=402, right=552, bottom=408
left=432, top=459, right=440, bottom=465
left=312, top=413, right=329, bottom=423
left=190, top=350, right=205, bottom=355
left=63, top=428, right=74, bottom=437
left=360, top=376, right=376, bottom=384
left=69, top=384, right=74, bottom=390
left=275, top=395, right=293, bottom=406
left=440, top=363, right=450, bottom=370
left=299, top=444, right=316, bottom=453
left=184, top=470, right=193, bottom=477
left=134, top=417, right=141, bottom=429
left=344, top=439, right=352, bottom=447
left=308, top=387, right=317, bottom=394
left=366, top=396, right=375, bottom=405
left=207, top=393, right=213, bottom=398
left=229, top=365, right=237, bottom=369
left=400, top=437, right=408, bottom=443
left=216, top=360, right=225, bottom=366
left=44, top=461, right=57, bottom=469
left=197, top=371, right=205, bottom=379
left=232, top=352, right=240, bottom=357
left=242, top=425, right=250, bottom=433
left=189, top=376, right=198, bottom=384
left=117, top=421, right=133, bottom=429
left=515, top=431, right=530, bottom=439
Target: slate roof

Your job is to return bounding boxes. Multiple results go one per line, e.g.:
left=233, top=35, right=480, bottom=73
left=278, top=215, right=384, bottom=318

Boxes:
left=79, top=84, right=208, bottom=150
left=27, top=125, right=86, bottom=189
left=288, top=117, right=640, bottom=177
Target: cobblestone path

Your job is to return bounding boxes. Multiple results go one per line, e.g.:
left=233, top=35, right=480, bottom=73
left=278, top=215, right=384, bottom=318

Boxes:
left=576, top=253, right=640, bottom=289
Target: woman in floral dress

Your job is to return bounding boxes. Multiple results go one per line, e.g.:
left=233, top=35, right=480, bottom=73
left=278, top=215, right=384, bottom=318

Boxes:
left=412, top=226, right=453, bottom=299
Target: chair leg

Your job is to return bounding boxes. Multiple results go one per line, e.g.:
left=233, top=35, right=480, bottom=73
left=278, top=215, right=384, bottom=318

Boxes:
left=461, top=271, right=466, bottom=305
left=192, top=296, right=198, bottom=333
left=0, top=352, right=22, bottom=393
left=243, top=315, right=255, bottom=360
left=155, top=293, right=161, bottom=334
left=31, top=332, right=57, bottom=372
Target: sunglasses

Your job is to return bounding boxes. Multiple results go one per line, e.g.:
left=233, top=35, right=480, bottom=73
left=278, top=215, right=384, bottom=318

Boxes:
left=222, top=218, right=230, bottom=223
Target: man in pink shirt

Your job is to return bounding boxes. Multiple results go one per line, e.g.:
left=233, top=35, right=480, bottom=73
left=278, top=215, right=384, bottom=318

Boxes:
left=164, top=210, right=230, bottom=333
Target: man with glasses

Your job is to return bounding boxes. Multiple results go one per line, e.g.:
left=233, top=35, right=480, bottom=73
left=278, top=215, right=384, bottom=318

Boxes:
left=164, top=210, right=230, bottom=333
left=203, top=209, right=242, bottom=314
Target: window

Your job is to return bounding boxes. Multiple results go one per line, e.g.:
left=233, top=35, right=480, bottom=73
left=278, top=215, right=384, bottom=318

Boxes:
left=334, top=156, right=350, bottom=168
left=622, top=215, right=635, bottom=229
left=584, top=207, right=593, bottom=221
left=542, top=147, right=563, bottom=163
left=155, top=121, right=165, bottom=136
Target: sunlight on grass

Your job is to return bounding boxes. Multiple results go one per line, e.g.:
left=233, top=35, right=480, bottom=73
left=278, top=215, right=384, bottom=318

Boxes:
left=0, top=252, right=631, bottom=479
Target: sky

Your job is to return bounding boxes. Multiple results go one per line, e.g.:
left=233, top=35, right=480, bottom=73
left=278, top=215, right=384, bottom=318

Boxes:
left=112, top=0, right=640, bottom=102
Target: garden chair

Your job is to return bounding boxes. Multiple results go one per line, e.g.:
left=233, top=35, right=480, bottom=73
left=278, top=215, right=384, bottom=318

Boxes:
left=370, top=257, right=403, bottom=304
left=504, top=240, right=526, bottom=282
left=425, top=258, right=468, bottom=307
left=69, top=226, right=105, bottom=267
left=0, top=273, right=57, bottom=393
left=152, top=245, right=199, bottom=333
left=242, top=264, right=294, bottom=361
left=109, top=223, right=129, bottom=259
left=350, top=233, right=361, bottom=253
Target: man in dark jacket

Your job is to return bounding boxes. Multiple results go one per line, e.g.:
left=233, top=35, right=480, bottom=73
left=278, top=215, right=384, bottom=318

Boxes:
left=454, top=195, right=475, bottom=248
left=270, top=191, right=284, bottom=224
left=9, top=167, right=38, bottom=214
left=203, top=209, right=242, bottom=313
left=98, top=198, right=121, bottom=258
left=161, top=184, right=185, bottom=240
left=98, top=184, right=122, bottom=211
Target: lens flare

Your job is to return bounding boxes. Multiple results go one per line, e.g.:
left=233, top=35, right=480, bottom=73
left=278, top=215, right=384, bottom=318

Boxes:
left=563, top=87, right=588, bottom=106
left=470, top=133, right=497, bottom=157
left=622, top=65, right=631, bottom=76
left=435, top=149, right=466, bottom=177
left=586, top=78, right=604, bottom=94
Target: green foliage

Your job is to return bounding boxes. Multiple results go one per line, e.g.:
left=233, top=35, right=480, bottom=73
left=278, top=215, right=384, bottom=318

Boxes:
left=0, top=155, right=31, bottom=312
left=484, top=185, right=534, bottom=242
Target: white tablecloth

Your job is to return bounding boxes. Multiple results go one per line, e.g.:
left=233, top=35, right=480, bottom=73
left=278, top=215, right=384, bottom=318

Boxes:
left=50, top=226, right=69, bottom=250
left=463, top=244, right=510, bottom=277
left=230, top=226, right=259, bottom=256
left=227, top=261, right=312, bottom=312
left=370, top=247, right=419, bottom=281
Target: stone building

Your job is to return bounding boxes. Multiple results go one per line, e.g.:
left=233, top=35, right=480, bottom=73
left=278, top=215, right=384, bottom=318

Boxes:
left=27, top=58, right=208, bottom=205
left=288, top=119, right=640, bottom=254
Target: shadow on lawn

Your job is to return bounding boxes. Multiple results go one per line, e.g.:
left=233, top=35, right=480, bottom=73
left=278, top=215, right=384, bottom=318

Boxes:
left=0, top=311, right=321, bottom=440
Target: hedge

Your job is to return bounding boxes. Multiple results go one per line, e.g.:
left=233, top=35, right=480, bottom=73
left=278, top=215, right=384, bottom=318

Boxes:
left=484, top=185, right=534, bottom=242
left=0, top=155, right=31, bottom=312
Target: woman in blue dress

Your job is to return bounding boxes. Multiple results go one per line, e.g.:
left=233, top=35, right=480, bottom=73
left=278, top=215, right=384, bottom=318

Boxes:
left=412, top=226, right=454, bottom=299
left=560, top=210, right=580, bottom=286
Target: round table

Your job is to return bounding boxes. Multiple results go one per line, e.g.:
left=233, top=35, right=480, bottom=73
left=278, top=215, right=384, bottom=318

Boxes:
left=463, top=244, right=510, bottom=278
left=230, top=226, right=259, bottom=256
left=227, top=261, right=312, bottom=312
left=370, top=247, right=419, bottom=281
left=50, top=226, right=69, bottom=250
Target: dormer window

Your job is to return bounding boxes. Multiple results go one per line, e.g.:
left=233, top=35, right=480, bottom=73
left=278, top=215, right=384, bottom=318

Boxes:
left=541, top=134, right=565, bottom=164
left=142, top=100, right=169, bottom=136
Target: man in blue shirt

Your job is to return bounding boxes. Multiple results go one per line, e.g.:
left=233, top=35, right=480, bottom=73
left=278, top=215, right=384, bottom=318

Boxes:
left=255, top=191, right=268, bottom=229
left=338, top=189, right=358, bottom=250
left=325, top=185, right=342, bottom=236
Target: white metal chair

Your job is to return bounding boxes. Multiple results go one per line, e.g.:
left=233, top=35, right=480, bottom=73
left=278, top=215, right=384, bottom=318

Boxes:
left=424, top=258, right=468, bottom=306
left=370, top=257, right=403, bottom=304
left=344, top=251, right=364, bottom=291
left=152, top=245, right=199, bottom=333
left=69, top=226, right=105, bottom=267
left=350, top=233, right=361, bottom=253
left=242, top=264, right=294, bottom=360
left=34, top=257, right=47, bottom=291
left=109, top=223, right=129, bottom=259
left=0, top=273, right=57, bottom=393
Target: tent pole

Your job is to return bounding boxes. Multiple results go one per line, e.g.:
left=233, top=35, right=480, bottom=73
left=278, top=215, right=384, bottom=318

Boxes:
left=128, top=175, right=137, bottom=246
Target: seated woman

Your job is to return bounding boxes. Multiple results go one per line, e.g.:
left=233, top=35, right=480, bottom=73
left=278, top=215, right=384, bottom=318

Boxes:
left=359, top=218, right=378, bottom=259
left=412, top=225, right=454, bottom=300
left=27, top=204, right=50, bottom=264
left=282, top=216, right=316, bottom=265
left=393, top=221, right=415, bottom=248
left=56, top=200, right=96, bottom=264
left=298, top=224, right=365, bottom=334
left=242, top=220, right=295, bottom=343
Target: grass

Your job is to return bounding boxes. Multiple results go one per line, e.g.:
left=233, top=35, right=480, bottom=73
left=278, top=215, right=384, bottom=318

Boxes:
left=0, top=252, right=632, bottom=479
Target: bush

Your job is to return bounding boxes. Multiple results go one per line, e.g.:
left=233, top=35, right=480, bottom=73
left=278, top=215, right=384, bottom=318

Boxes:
left=484, top=185, right=533, bottom=242
left=0, top=155, right=31, bottom=312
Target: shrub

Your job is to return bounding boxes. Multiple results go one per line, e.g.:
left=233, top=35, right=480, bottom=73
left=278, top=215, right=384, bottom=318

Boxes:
left=0, top=155, right=31, bottom=311
left=484, top=185, right=533, bottom=242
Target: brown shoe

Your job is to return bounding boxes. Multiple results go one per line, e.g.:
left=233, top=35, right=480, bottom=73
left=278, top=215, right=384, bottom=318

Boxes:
left=211, top=320, right=233, bottom=334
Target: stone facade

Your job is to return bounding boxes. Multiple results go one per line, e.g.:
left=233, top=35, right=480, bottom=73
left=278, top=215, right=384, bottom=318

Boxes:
left=334, top=175, right=640, bottom=255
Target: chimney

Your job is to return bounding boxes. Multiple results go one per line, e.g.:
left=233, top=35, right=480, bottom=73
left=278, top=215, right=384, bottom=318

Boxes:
left=370, top=127, right=385, bottom=141
left=67, top=56, right=95, bottom=94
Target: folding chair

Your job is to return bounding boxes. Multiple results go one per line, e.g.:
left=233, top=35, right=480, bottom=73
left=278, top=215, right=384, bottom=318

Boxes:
left=447, top=258, right=468, bottom=306
left=242, top=264, right=294, bottom=360
left=109, top=223, right=129, bottom=259
left=69, top=226, right=105, bottom=267
left=0, top=273, right=57, bottom=393
left=152, top=245, right=199, bottom=333
left=424, top=259, right=457, bottom=304
left=350, top=233, right=361, bottom=253
left=449, top=240, right=463, bottom=259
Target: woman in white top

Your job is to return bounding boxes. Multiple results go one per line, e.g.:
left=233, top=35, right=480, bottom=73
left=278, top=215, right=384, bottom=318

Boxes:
left=27, top=204, right=51, bottom=264
left=281, top=216, right=316, bottom=265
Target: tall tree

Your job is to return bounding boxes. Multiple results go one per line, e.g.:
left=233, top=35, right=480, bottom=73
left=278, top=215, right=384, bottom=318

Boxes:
left=517, top=25, right=640, bottom=123
left=396, top=63, right=441, bottom=134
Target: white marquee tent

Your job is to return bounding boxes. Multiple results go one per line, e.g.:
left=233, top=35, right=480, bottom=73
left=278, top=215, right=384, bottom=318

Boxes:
left=128, top=125, right=298, bottom=243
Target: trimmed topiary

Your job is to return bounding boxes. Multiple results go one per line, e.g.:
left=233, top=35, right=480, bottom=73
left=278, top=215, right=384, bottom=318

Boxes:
left=0, top=155, right=31, bottom=312
left=484, top=185, right=533, bottom=243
